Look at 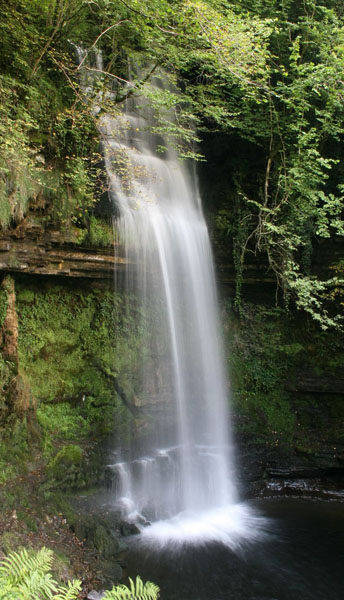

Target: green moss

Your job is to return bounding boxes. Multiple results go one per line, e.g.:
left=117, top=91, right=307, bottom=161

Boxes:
left=0, top=455, right=16, bottom=485
left=228, top=303, right=296, bottom=440
left=49, top=445, right=83, bottom=472
left=46, top=445, right=84, bottom=491
left=0, top=532, right=22, bottom=555
left=17, top=284, right=140, bottom=398
left=0, top=278, right=151, bottom=492
left=37, top=403, right=90, bottom=451
left=16, top=288, right=35, bottom=304
left=226, top=301, right=344, bottom=450
left=0, top=285, right=8, bottom=326
left=0, top=418, right=30, bottom=484
left=17, top=510, right=39, bottom=532
left=47, top=492, right=77, bottom=523
left=51, top=549, right=73, bottom=584
left=14, top=281, right=145, bottom=452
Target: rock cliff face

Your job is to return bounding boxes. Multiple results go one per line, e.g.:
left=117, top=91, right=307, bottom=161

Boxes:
left=1, top=276, right=18, bottom=365
left=0, top=213, right=343, bottom=500
left=0, top=217, right=127, bottom=280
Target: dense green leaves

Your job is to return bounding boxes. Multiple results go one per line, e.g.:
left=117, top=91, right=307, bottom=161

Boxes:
left=209, top=0, right=344, bottom=327
left=0, top=0, right=343, bottom=325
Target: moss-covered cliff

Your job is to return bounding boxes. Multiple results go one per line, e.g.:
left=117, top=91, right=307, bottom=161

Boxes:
left=0, top=274, right=146, bottom=485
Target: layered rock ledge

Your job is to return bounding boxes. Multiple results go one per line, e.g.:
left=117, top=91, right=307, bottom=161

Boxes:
left=0, top=219, right=127, bottom=280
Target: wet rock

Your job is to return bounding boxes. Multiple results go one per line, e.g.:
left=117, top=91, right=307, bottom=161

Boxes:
left=98, top=560, right=123, bottom=585
left=120, top=521, right=140, bottom=536
left=94, top=524, right=119, bottom=559
left=0, top=219, right=126, bottom=280
left=46, top=445, right=84, bottom=490
left=87, top=591, right=106, bottom=600
left=259, top=477, right=344, bottom=500
left=70, top=512, right=122, bottom=565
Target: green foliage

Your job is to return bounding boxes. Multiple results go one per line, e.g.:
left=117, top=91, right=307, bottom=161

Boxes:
left=78, top=215, right=114, bottom=248
left=49, top=445, right=83, bottom=470
left=226, top=298, right=344, bottom=447
left=46, top=445, right=84, bottom=490
left=228, top=303, right=299, bottom=440
left=103, top=576, right=160, bottom=600
left=0, top=76, right=40, bottom=230
left=211, top=0, right=344, bottom=327
left=0, top=547, right=81, bottom=600
left=0, top=419, right=30, bottom=484
left=0, top=0, right=342, bottom=327
left=0, top=286, right=8, bottom=327
left=0, top=0, right=103, bottom=232
left=0, top=549, right=158, bottom=600
left=14, top=282, right=147, bottom=459
left=0, top=0, right=273, bottom=223
left=37, top=403, right=90, bottom=441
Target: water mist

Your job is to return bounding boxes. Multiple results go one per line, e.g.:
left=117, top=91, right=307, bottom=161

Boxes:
left=96, top=70, right=263, bottom=548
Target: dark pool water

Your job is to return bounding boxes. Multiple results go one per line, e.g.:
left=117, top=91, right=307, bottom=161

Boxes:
left=125, top=499, right=344, bottom=600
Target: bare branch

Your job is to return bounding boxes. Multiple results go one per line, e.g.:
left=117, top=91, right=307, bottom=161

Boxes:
left=117, top=0, right=179, bottom=36
left=83, top=66, right=132, bottom=85
left=77, top=20, right=130, bottom=71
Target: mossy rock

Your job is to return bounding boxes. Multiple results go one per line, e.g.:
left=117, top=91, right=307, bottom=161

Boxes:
left=100, top=560, right=123, bottom=585
left=71, top=514, right=120, bottom=560
left=51, top=550, right=74, bottom=584
left=47, top=445, right=84, bottom=490
left=0, top=532, right=22, bottom=554
left=94, top=524, right=119, bottom=559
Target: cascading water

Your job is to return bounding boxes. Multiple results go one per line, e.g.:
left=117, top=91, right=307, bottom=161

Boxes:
left=75, top=50, right=264, bottom=547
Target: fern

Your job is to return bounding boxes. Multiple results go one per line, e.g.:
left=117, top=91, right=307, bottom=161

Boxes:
left=103, top=576, right=160, bottom=600
left=0, top=582, right=18, bottom=600
left=54, top=579, right=82, bottom=600
left=0, top=547, right=53, bottom=586
left=0, top=547, right=81, bottom=599
left=0, top=548, right=158, bottom=600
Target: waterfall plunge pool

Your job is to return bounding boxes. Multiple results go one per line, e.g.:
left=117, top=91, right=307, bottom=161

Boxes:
left=123, top=498, right=344, bottom=600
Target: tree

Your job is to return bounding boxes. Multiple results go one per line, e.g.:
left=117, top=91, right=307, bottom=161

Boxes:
left=1, top=0, right=343, bottom=326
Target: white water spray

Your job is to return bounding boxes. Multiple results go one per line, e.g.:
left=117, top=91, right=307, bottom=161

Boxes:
left=74, top=54, right=264, bottom=546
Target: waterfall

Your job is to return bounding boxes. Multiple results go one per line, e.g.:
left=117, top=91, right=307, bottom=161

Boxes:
left=75, top=48, right=263, bottom=547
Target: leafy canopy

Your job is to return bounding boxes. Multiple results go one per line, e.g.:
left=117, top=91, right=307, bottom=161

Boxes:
left=0, top=0, right=343, bottom=326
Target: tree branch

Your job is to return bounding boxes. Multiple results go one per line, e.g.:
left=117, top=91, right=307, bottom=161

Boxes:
left=77, top=20, right=130, bottom=71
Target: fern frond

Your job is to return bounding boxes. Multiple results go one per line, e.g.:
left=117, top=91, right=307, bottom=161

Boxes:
left=54, top=579, right=82, bottom=600
left=16, top=571, right=57, bottom=599
left=103, top=576, right=160, bottom=600
left=26, top=547, right=54, bottom=575
left=0, top=548, right=53, bottom=584
left=0, top=547, right=54, bottom=587
left=0, top=548, right=30, bottom=584
left=0, top=582, right=18, bottom=600
left=0, top=547, right=72, bottom=600
left=103, top=585, right=131, bottom=600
